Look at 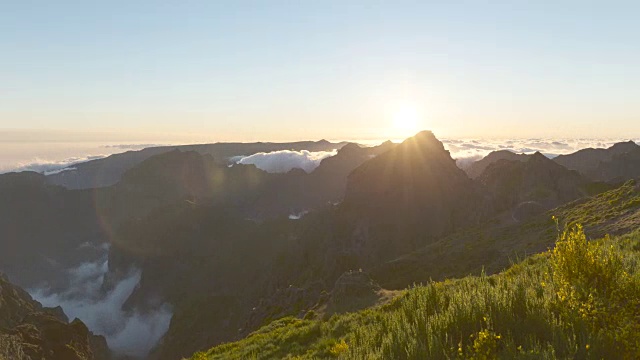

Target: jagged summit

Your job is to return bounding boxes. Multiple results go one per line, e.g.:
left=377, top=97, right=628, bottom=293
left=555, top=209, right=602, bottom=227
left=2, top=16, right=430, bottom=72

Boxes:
left=338, top=131, right=489, bottom=263
left=399, top=130, right=446, bottom=152
left=529, top=151, right=547, bottom=160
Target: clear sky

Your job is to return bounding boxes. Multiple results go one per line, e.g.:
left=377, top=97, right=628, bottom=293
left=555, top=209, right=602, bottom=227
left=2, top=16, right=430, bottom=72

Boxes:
left=2, top=1, right=639, bottom=142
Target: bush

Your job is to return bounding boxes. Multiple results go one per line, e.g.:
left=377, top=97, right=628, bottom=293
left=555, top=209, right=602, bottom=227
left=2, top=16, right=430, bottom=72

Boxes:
left=551, top=225, right=640, bottom=358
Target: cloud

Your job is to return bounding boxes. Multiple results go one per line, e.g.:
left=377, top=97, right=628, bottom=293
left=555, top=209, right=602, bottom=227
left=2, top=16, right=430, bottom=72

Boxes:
left=29, top=252, right=172, bottom=358
left=1, top=155, right=106, bottom=175
left=234, top=150, right=338, bottom=173
left=289, top=210, right=309, bottom=220
left=443, top=138, right=639, bottom=170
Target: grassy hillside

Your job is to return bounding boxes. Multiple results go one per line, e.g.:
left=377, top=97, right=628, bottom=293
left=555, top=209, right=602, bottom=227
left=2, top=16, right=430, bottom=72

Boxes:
left=373, top=180, right=640, bottom=289
left=188, top=225, right=640, bottom=359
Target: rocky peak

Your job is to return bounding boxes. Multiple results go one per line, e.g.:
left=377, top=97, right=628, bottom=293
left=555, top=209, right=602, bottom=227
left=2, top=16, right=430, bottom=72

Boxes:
left=338, top=131, right=489, bottom=263
left=609, top=140, right=639, bottom=154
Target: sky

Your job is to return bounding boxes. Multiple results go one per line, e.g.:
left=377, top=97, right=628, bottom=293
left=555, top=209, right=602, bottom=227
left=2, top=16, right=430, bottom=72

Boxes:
left=2, top=1, right=640, bottom=143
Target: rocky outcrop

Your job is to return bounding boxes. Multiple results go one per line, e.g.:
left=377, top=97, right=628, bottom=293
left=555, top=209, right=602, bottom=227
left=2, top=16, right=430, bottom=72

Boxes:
left=0, top=273, right=110, bottom=360
left=326, top=270, right=382, bottom=315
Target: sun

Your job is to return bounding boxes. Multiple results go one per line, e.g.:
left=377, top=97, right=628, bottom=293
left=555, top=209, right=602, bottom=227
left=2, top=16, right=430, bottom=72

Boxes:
left=392, top=104, right=421, bottom=135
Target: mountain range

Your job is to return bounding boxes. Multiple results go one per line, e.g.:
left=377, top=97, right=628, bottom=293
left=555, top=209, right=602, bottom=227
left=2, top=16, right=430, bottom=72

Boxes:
left=0, top=133, right=639, bottom=359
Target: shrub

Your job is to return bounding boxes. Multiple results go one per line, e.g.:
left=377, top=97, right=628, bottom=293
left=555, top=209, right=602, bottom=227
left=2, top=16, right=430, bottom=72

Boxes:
left=551, top=225, right=640, bottom=358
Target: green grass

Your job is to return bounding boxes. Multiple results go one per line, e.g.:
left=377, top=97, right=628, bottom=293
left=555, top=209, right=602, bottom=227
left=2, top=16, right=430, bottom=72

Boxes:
left=189, top=226, right=640, bottom=360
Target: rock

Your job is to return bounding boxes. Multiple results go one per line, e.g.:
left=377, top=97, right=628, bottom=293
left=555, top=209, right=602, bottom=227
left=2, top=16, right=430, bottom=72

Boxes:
left=0, top=274, right=111, bottom=360
left=326, top=270, right=382, bottom=315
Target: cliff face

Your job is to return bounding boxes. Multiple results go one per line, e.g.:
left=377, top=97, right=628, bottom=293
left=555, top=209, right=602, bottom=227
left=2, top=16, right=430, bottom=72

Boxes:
left=0, top=273, right=110, bottom=360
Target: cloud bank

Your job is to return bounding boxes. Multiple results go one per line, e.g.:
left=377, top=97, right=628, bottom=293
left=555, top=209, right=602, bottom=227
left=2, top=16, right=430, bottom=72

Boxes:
left=443, top=138, right=640, bottom=169
left=1, top=155, right=106, bottom=175
left=29, top=253, right=172, bottom=358
left=234, top=149, right=338, bottom=173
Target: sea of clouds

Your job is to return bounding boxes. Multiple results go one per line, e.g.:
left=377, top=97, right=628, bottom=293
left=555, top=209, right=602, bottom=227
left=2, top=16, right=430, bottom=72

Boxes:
left=3, top=138, right=639, bottom=176
left=231, top=138, right=639, bottom=174
left=1, top=155, right=106, bottom=175
left=0, top=143, right=164, bottom=175
left=441, top=138, right=640, bottom=169
left=29, top=246, right=172, bottom=358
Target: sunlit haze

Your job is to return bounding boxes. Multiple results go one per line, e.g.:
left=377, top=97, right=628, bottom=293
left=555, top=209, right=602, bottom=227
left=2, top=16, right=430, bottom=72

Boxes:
left=2, top=1, right=639, bottom=145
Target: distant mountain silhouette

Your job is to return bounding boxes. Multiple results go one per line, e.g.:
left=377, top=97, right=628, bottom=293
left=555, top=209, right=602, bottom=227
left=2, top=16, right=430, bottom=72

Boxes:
left=586, top=146, right=640, bottom=183
left=553, top=140, right=639, bottom=182
left=478, top=152, right=593, bottom=218
left=465, top=150, right=530, bottom=178
left=47, top=140, right=348, bottom=189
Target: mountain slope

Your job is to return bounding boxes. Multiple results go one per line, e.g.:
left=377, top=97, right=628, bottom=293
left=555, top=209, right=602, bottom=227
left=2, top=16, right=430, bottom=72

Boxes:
left=189, top=226, right=640, bottom=360
left=372, top=179, right=640, bottom=289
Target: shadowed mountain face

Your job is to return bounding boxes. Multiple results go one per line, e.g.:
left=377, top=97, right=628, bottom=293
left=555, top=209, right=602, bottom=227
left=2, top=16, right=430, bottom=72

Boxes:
left=371, top=179, right=640, bottom=290
left=477, top=152, right=593, bottom=217
left=0, top=273, right=110, bottom=360
left=465, top=150, right=531, bottom=179
left=47, top=140, right=347, bottom=189
left=0, top=172, right=106, bottom=289
left=342, top=131, right=489, bottom=246
left=589, top=146, right=640, bottom=183
left=553, top=140, right=640, bottom=182
left=248, top=141, right=396, bottom=218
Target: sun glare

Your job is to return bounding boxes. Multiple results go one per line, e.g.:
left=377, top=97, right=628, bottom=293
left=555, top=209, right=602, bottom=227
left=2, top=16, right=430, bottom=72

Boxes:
left=392, top=104, right=421, bottom=136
